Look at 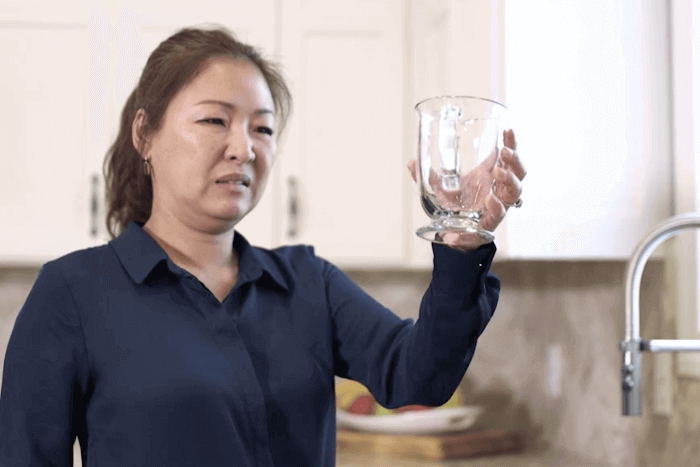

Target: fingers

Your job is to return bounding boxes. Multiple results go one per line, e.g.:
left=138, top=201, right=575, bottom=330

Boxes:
left=501, top=130, right=526, bottom=181
left=504, top=129, right=517, bottom=150
left=492, top=165, right=522, bottom=206
left=480, top=191, right=507, bottom=232
left=407, top=159, right=419, bottom=183
left=500, top=147, right=527, bottom=181
left=439, top=191, right=506, bottom=248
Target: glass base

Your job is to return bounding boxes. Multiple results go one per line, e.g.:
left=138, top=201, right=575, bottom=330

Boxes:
left=416, top=216, right=494, bottom=245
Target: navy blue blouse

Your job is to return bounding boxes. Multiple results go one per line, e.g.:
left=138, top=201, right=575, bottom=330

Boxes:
left=0, top=221, right=499, bottom=467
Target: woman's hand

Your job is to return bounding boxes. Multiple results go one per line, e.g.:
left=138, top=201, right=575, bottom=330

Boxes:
left=408, top=129, right=527, bottom=251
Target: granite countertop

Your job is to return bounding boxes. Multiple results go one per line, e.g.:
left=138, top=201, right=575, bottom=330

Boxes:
left=336, top=446, right=612, bottom=467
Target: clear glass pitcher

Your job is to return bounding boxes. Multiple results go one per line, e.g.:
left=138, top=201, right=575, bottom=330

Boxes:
left=415, top=95, right=512, bottom=245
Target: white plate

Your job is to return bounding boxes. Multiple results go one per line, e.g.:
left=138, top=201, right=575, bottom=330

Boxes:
left=336, top=406, right=483, bottom=435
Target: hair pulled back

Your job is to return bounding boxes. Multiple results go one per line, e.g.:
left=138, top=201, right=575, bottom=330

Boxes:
left=103, top=25, right=292, bottom=238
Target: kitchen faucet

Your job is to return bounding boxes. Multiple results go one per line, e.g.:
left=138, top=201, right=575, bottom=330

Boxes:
left=621, top=212, right=700, bottom=415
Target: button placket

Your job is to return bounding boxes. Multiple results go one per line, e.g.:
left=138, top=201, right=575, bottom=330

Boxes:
left=175, top=274, right=272, bottom=464
left=210, top=296, right=273, bottom=465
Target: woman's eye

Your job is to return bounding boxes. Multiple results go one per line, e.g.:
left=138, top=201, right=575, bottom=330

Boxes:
left=256, top=126, right=274, bottom=136
left=203, top=118, right=225, bottom=126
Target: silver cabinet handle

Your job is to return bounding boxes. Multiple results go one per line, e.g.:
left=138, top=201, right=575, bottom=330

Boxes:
left=287, top=176, right=300, bottom=239
left=90, top=174, right=99, bottom=238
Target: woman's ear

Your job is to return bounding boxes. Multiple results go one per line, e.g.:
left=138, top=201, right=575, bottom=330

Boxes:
left=132, top=109, right=149, bottom=156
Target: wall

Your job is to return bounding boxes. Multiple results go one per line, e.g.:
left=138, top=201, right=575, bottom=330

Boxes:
left=0, top=256, right=695, bottom=466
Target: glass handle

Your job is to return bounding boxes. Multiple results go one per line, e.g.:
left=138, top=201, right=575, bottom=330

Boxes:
left=90, top=174, right=99, bottom=238
left=287, top=176, right=300, bottom=239
left=438, top=104, right=462, bottom=191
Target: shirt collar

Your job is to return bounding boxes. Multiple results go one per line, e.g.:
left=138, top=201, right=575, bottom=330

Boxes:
left=232, top=228, right=291, bottom=292
left=110, top=221, right=290, bottom=292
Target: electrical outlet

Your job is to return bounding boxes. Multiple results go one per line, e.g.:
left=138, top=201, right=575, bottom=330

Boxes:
left=653, top=353, right=673, bottom=416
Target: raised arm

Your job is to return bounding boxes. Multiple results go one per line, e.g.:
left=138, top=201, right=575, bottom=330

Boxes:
left=328, top=242, right=499, bottom=409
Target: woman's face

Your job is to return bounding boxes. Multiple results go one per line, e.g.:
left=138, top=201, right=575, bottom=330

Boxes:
left=136, top=57, right=276, bottom=233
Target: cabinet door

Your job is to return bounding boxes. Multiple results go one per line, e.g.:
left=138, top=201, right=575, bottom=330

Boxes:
left=0, top=2, right=101, bottom=264
left=279, top=0, right=408, bottom=267
left=501, top=0, right=672, bottom=259
left=0, top=1, right=277, bottom=266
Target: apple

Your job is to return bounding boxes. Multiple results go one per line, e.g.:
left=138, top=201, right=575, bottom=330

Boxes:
left=347, top=394, right=375, bottom=415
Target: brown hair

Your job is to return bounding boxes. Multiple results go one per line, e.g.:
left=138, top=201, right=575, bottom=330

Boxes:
left=103, top=25, right=292, bottom=238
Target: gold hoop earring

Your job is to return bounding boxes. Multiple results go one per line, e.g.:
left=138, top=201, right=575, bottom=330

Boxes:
left=143, top=158, right=151, bottom=176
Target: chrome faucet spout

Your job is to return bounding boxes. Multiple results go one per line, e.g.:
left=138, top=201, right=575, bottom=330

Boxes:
left=622, top=213, right=700, bottom=415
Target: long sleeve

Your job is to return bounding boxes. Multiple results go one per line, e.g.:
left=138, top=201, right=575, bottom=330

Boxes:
left=0, top=264, right=90, bottom=467
left=328, top=242, right=499, bottom=408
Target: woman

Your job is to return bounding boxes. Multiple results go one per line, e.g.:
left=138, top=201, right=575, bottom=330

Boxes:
left=0, top=25, right=525, bottom=466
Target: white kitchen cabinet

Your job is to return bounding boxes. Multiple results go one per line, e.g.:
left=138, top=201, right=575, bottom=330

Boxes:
left=1, top=0, right=676, bottom=267
left=278, top=0, right=409, bottom=268
left=0, top=0, right=276, bottom=266
left=499, top=0, right=672, bottom=260
left=0, top=3, right=100, bottom=265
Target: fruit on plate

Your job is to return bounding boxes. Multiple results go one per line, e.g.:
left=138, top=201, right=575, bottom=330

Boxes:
left=347, top=394, right=374, bottom=415
left=372, top=404, right=395, bottom=416
left=335, top=378, right=465, bottom=415
left=335, top=379, right=370, bottom=412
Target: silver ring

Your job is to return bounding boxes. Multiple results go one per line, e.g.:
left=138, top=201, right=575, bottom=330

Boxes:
left=510, top=198, right=523, bottom=209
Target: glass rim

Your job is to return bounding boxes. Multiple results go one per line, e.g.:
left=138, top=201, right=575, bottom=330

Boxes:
left=414, top=95, right=510, bottom=112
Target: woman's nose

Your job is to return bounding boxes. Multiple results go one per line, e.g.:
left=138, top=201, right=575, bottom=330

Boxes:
left=224, top=125, right=255, bottom=163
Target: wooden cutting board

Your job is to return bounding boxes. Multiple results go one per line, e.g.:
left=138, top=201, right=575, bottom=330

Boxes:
left=336, top=428, right=525, bottom=461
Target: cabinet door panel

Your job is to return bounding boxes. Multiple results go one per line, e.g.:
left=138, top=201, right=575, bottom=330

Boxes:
left=0, top=1, right=277, bottom=265
left=0, top=23, right=94, bottom=264
left=281, top=0, right=407, bottom=267
left=502, top=0, right=672, bottom=259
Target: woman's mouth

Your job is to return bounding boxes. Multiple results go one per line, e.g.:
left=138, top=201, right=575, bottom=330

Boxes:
left=215, top=173, right=251, bottom=187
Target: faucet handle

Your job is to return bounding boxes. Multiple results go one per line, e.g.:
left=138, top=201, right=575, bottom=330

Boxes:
left=622, top=374, right=635, bottom=390
left=621, top=363, right=634, bottom=375
left=621, top=362, right=635, bottom=390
